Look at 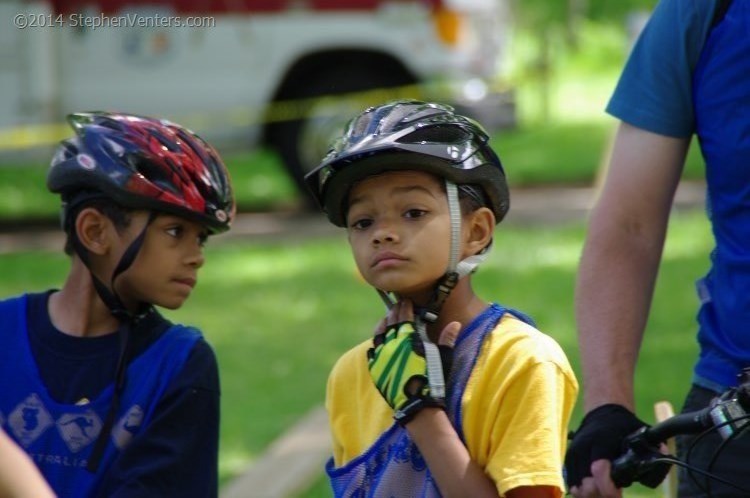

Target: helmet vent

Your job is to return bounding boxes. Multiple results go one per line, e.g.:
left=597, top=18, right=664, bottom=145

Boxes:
left=398, top=125, right=470, bottom=145
left=374, top=105, right=414, bottom=133
left=97, top=118, right=124, bottom=132
left=401, top=106, right=445, bottom=125
left=150, top=129, right=181, bottom=152
left=130, top=156, right=178, bottom=194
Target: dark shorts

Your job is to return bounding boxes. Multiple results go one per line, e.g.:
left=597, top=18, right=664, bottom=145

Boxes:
left=676, top=384, right=750, bottom=497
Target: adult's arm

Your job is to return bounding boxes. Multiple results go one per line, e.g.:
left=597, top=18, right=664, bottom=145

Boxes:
left=576, top=122, right=690, bottom=412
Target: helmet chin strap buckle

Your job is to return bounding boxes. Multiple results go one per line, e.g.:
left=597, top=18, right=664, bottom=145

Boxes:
left=420, top=310, right=439, bottom=324
left=419, top=271, right=459, bottom=324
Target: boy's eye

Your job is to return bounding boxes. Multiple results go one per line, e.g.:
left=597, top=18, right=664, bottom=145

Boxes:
left=350, top=218, right=373, bottom=230
left=166, top=225, right=209, bottom=246
left=404, top=209, right=427, bottom=219
left=198, top=232, right=209, bottom=247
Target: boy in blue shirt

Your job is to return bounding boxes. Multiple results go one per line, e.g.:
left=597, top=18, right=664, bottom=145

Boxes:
left=0, top=112, right=234, bottom=497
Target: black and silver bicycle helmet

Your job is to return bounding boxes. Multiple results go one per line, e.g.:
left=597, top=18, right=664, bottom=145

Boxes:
left=305, top=100, right=511, bottom=402
left=304, top=99, right=509, bottom=227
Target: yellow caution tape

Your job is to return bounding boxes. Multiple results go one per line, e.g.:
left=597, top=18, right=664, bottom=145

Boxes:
left=0, top=79, right=512, bottom=152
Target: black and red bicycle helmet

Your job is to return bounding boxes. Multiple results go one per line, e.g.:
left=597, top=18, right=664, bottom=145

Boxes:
left=304, top=99, right=509, bottom=227
left=48, top=111, right=235, bottom=233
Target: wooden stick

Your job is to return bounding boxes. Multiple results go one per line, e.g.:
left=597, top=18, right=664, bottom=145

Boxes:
left=654, top=400, right=677, bottom=498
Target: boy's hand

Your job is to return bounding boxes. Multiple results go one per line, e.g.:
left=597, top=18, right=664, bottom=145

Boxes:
left=368, top=300, right=460, bottom=426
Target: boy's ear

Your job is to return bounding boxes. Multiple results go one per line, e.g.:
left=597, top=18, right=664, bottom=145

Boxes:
left=464, top=206, right=495, bottom=256
left=75, top=207, right=114, bottom=255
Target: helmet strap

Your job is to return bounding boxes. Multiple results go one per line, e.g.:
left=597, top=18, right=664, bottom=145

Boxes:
left=86, top=320, right=131, bottom=473
left=71, top=210, right=156, bottom=321
left=377, top=288, right=397, bottom=310
left=415, top=315, right=446, bottom=399
left=108, top=211, right=156, bottom=315
left=410, top=181, right=493, bottom=399
left=419, top=181, right=461, bottom=324
left=375, top=179, right=490, bottom=397
left=446, top=181, right=461, bottom=271
left=377, top=180, right=483, bottom=323
left=456, top=240, right=492, bottom=276
left=70, top=210, right=156, bottom=473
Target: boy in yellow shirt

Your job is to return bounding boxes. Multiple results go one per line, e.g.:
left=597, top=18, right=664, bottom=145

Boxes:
left=305, top=100, right=579, bottom=497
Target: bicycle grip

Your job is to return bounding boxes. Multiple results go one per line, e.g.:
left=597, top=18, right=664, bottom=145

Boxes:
left=610, top=449, right=639, bottom=488
left=644, top=409, right=711, bottom=443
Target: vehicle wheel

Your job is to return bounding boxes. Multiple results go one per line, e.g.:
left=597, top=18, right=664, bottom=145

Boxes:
left=269, top=66, right=413, bottom=210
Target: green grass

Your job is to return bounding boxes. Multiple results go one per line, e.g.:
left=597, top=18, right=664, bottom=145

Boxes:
left=0, top=208, right=713, bottom=497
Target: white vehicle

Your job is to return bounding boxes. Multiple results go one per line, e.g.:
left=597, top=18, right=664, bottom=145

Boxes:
left=1, top=0, right=514, bottom=204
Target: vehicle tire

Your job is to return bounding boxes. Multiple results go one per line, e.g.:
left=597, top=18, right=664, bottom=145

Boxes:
left=268, top=65, right=414, bottom=210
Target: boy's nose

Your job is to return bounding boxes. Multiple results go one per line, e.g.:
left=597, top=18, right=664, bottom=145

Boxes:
left=186, top=246, right=205, bottom=268
left=372, top=222, right=398, bottom=245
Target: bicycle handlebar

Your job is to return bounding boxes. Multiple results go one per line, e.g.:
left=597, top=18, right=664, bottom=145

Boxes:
left=610, top=407, right=712, bottom=488
left=610, top=368, right=750, bottom=489
left=641, top=409, right=712, bottom=444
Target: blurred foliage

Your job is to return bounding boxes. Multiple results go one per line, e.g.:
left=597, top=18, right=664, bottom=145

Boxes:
left=506, top=0, right=658, bottom=126
left=512, top=0, right=657, bottom=31
left=585, top=0, right=659, bottom=23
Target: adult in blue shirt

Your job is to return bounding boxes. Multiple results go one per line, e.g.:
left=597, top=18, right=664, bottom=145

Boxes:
left=564, top=0, right=750, bottom=496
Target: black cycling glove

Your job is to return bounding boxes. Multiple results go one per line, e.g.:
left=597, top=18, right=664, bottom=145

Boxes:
left=564, top=404, right=649, bottom=488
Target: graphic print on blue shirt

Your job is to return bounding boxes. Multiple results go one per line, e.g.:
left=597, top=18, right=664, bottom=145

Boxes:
left=0, top=294, right=201, bottom=497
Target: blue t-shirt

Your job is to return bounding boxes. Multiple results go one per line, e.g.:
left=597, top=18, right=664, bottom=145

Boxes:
left=606, top=0, right=718, bottom=137
left=606, top=0, right=750, bottom=391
